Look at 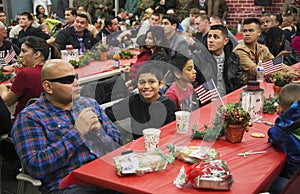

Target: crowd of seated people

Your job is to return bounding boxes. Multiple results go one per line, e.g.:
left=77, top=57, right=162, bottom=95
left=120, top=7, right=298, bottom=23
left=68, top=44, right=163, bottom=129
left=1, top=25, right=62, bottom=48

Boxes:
left=1, top=2, right=300, bottom=194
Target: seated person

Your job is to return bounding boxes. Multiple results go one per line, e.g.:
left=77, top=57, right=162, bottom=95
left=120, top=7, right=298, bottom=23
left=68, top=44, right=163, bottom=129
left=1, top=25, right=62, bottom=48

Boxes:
left=11, top=59, right=122, bottom=193
left=55, top=13, right=98, bottom=54
left=105, top=62, right=178, bottom=139
left=98, top=15, right=131, bottom=47
left=162, top=14, right=190, bottom=58
left=268, top=83, right=300, bottom=192
left=207, top=25, right=244, bottom=96
left=233, top=18, right=299, bottom=82
left=125, top=34, right=152, bottom=91
left=165, top=54, right=199, bottom=112
left=281, top=13, right=297, bottom=43
left=0, top=36, right=61, bottom=117
left=39, top=22, right=51, bottom=34
left=120, top=34, right=133, bottom=48
left=63, top=8, right=77, bottom=29
left=181, top=8, right=200, bottom=35
left=258, top=13, right=274, bottom=45
left=0, top=21, right=20, bottom=67
left=18, top=12, right=50, bottom=47
left=209, top=15, right=238, bottom=48
left=265, top=26, right=300, bottom=66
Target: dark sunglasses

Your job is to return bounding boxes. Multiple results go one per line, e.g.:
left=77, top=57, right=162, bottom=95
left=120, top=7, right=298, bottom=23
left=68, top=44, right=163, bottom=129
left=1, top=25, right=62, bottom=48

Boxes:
left=44, top=74, right=78, bottom=84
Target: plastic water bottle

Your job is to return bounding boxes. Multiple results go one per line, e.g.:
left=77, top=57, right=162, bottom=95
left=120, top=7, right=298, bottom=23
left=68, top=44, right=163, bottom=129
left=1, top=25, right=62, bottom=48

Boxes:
left=102, top=33, right=107, bottom=45
left=237, top=20, right=242, bottom=33
left=256, top=60, right=264, bottom=82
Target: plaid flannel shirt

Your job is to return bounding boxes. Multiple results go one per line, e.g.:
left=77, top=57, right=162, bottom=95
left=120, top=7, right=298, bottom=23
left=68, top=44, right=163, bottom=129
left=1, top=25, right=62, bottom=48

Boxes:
left=11, top=93, right=122, bottom=192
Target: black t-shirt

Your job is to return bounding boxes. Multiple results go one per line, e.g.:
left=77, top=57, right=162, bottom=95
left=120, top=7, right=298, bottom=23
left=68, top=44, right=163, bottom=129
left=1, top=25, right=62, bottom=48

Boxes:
left=0, top=40, right=20, bottom=64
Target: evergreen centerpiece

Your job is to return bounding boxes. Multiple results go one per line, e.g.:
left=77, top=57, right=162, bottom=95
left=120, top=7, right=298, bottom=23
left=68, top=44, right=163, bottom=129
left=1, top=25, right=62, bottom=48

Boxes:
left=272, top=71, right=293, bottom=87
left=0, top=66, right=11, bottom=82
left=220, top=103, right=251, bottom=127
left=221, top=103, right=251, bottom=143
left=270, top=71, right=294, bottom=94
left=263, top=94, right=279, bottom=114
left=192, top=103, right=251, bottom=143
left=96, top=43, right=109, bottom=53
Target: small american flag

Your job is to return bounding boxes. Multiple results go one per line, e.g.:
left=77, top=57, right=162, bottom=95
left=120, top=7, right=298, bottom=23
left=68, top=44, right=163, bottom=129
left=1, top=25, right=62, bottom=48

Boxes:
left=194, top=79, right=219, bottom=104
left=4, top=47, right=16, bottom=64
left=262, top=56, right=282, bottom=75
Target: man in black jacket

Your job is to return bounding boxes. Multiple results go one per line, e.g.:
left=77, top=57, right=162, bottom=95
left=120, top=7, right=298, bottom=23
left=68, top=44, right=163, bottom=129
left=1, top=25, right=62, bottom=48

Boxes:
left=55, top=13, right=98, bottom=54
left=98, top=15, right=131, bottom=47
left=18, top=12, right=50, bottom=48
left=206, top=24, right=244, bottom=96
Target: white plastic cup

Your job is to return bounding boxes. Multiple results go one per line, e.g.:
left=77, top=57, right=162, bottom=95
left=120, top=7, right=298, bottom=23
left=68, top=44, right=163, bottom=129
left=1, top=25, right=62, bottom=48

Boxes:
left=175, top=111, right=191, bottom=134
left=143, top=128, right=161, bottom=152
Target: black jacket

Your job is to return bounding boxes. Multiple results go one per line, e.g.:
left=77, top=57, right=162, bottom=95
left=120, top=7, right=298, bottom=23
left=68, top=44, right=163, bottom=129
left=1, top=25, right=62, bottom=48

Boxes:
left=18, top=26, right=50, bottom=47
left=222, top=41, right=244, bottom=93
left=55, top=27, right=98, bottom=50
left=97, top=28, right=122, bottom=47
left=105, top=93, right=177, bottom=139
left=192, top=40, right=244, bottom=94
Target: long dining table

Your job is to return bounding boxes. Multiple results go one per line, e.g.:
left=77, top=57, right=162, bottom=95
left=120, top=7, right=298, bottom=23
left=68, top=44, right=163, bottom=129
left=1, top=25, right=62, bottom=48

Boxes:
left=0, top=50, right=138, bottom=85
left=77, top=55, right=136, bottom=84
left=59, top=79, right=289, bottom=194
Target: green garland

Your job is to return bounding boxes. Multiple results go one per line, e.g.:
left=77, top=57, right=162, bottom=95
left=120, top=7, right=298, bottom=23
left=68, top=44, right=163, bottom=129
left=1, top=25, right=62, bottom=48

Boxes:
left=263, top=94, right=279, bottom=114
left=191, top=103, right=250, bottom=140
left=0, top=67, right=11, bottom=82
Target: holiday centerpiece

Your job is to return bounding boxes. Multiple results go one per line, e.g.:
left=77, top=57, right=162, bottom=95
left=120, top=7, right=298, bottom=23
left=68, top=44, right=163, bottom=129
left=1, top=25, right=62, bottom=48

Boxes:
left=263, top=94, right=279, bottom=114
left=221, top=103, right=251, bottom=143
left=271, top=71, right=294, bottom=94
left=97, top=43, right=109, bottom=60
left=192, top=103, right=251, bottom=143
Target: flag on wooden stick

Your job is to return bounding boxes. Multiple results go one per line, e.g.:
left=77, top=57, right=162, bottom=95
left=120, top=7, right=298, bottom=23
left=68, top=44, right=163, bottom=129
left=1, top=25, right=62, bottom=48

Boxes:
left=4, top=47, right=16, bottom=64
left=262, top=56, right=282, bottom=75
left=194, top=79, right=219, bottom=104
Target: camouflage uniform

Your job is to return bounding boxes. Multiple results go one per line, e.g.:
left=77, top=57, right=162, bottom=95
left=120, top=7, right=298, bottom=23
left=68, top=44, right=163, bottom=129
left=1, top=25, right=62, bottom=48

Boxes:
left=73, top=0, right=93, bottom=14
left=93, top=0, right=113, bottom=22
left=177, top=0, right=200, bottom=21
left=137, top=0, right=154, bottom=20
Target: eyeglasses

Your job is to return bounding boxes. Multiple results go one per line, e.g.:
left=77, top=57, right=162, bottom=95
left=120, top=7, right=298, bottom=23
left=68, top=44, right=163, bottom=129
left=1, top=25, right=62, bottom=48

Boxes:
left=44, top=74, right=78, bottom=84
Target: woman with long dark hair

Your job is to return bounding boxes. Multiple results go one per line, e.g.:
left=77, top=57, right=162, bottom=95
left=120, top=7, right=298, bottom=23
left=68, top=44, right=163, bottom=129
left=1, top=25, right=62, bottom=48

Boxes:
left=145, top=25, right=170, bottom=62
left=0, top=36, right=61, bottom=117
left=265, top=26, right=300, bottom=66
left=35, top=5, right=48, bottom=24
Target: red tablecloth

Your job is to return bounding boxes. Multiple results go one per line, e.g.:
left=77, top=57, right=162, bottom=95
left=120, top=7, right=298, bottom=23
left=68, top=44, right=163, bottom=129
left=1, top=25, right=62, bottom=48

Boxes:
left=59, top=82, right=286, bottom=194
left=0, top=50, right=138, bottom=84
left=77, top=57, right=136, bottom=79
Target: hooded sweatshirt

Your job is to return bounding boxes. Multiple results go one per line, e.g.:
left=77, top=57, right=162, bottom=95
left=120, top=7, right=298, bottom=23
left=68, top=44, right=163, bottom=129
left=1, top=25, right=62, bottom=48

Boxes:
left=268, top=100, right=300, bottom=178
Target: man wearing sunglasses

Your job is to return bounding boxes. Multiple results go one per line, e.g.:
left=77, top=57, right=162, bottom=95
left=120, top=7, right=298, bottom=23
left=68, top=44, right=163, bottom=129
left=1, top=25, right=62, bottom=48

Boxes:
left=11, top=59, right=122, bottom=193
